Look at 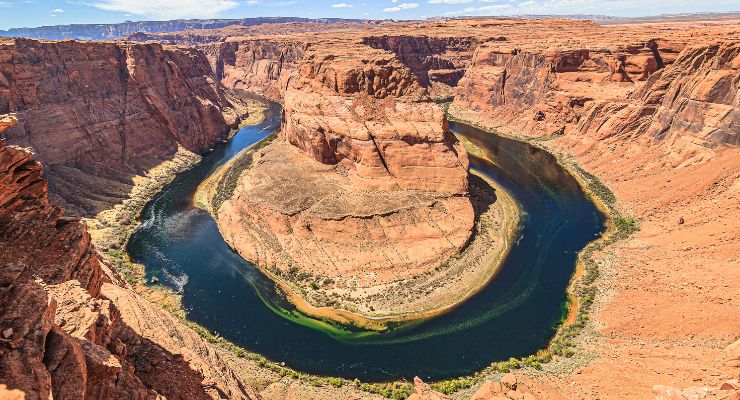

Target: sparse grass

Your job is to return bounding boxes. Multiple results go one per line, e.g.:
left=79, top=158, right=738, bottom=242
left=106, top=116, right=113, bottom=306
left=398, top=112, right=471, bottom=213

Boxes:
left=92, top=104, right=645, bottom=400
left=211, top=133, right=276, bottom=212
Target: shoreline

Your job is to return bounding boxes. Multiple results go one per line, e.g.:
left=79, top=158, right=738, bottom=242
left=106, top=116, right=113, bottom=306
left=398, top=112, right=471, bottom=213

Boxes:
left=254, top=170, right=520, bottom=330
left=447, top=104, right=613, bottom=328
left=445, top=105, right=637, bottom=388
left=90, top=99, right=625, bottom=394
left=194, top=138, right=521, bottom=330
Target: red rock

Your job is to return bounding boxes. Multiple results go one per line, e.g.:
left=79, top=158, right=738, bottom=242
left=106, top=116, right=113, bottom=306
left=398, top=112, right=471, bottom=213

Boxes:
left=0, top=38, right=248, bottom=216
left=407, top=377, right=449, bottom=400
left=653, top=385, right=689, bottom=399
left=215, top=37, right=475, bottom=318
left=0, top=118, right=262, bottom=399
left=720, top=380, right=739, bottom=390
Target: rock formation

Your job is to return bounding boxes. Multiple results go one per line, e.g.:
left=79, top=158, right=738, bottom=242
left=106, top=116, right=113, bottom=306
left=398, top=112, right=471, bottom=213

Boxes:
left=408, top=375, right=546, bottom=400
left=0, top=115, right=266, bottom=399
left=453, top=34, right=738, bottom=150
left=0, top=38, right=247, bottom=216
left=0, top=15, right=738, bottom=400
left=205, top=38, right=307, bottom=101
left=213, top=39, right=479, bottom=319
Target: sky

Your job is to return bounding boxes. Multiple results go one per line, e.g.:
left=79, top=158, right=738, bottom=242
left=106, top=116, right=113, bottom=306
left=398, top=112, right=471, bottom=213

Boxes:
left=0, top=0, right=738, bottom=30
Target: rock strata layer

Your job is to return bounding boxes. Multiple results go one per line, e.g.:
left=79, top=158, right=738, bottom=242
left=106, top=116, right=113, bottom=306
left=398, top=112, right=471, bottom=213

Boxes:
left=0, top=38, right=247, bottom=216
left=0, top=117, right=265, bottom=400
left=213, top=39, right=480, bottom=319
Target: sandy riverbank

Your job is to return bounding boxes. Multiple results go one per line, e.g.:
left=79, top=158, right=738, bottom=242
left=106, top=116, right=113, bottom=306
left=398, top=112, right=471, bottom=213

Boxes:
left=447, top=104, right=740, bottom=400
left=195, top=135, right=521, bottom=330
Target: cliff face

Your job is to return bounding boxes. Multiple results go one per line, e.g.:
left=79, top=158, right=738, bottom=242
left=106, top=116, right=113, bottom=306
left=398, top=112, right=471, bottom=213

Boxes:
left=575, top=41, right=739, bottom=148
left=215, top=41, right=476, bottom=317
left=0, top=38, right=245, bottom=216
left=281, top=43, right=468, bottom=193
left=362, top=35, right=478, bottom=99
left=0, top=114, right=137, bottom=398
left=453, top=40, right=670, bottom=136
left=453, top=37, right=738, bottom=152
left=0, top=116, right=263, bottom=400
left=204, top=39, right=307, bottom=101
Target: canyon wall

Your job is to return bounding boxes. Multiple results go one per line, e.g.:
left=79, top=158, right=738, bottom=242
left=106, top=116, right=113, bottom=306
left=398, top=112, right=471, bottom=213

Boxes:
left=203, top=39, right=307, bottom=101
left=452, top=29, right=737, bottom=152
left=452, top=40, right=672, bottom=137
left=0, top=38, right=246, bottom=216
left=215, top=40, right=477, bottom=316
left=0, top=115, right=266, bottom=400
left=361, top=34, right=479, bottom=99
left=446, top=20, right=739, bottom=400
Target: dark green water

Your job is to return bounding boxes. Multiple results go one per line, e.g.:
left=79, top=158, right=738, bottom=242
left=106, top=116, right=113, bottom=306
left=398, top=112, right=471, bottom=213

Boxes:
left=126, top=100, right=605, bottom=382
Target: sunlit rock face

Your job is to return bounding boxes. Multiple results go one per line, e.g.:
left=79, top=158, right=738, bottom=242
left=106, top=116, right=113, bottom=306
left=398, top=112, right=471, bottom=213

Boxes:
left=0, top=38, right=246, bottom=216
left=216, top=40, right=475, bottom=315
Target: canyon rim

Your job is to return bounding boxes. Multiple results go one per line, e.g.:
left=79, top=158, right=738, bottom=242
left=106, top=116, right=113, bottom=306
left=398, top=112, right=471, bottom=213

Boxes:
left=0, top=8, right=739, bottom=400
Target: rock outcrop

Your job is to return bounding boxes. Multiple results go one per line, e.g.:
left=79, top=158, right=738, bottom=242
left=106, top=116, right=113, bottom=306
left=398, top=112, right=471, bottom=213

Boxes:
left=0, top=116, right=263, bottom=399
left=362, top=35, right=478, bottom=99
left=214, top=39, right=479, bottom=319
left=451, top=20, right=738, bottom=153
left=205, top=39, right=307, bottom=101
left=0, top=38, right=247, bottom=216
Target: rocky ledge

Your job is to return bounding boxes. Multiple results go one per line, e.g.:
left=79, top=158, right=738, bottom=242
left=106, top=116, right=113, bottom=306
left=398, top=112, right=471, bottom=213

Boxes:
left=0, top=38, right=250, bottom=217
left=206, top=39, right=516, bottom=323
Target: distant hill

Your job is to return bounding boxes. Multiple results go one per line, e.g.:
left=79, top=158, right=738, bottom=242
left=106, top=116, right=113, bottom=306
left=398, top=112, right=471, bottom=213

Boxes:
left=0, top=17, right=365, bottom=40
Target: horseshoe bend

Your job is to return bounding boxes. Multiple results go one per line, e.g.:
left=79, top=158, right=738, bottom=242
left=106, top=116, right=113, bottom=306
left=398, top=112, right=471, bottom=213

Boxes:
left=1, top=11, right=739, bottom=400
left=192, top=41, right=521, bottom=326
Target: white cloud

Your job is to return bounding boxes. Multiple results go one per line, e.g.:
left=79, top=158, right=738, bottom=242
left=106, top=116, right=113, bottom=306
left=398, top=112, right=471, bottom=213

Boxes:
left=52, top=8, right=64, bottom=12
left=383, top=2, right=419, bottom=11
left=246, top=0, right=261, bottom=4
left=88, top=0, right=239, bottom=18
left=471, top=0, right=740, bottom=16
left=267, top=0, right=298, bottom=6
left=428, top=0, right=472, bottom=4
left=477, top=4, right=514, bottom=14
left=332, top=2, right=353, bottom=7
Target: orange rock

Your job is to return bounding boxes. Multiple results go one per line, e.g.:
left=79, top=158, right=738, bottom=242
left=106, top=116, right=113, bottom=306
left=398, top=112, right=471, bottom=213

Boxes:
left=407, top=377, right=449, bottom=400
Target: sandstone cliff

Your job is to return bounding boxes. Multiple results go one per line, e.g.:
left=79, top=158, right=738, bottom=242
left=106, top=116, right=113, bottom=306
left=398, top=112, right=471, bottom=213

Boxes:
left=0, top=115, right=267, bottom=399
left=0, top=38, right=247, bottom=216
left=443, top=18, right=739, bottom=400
left=213, top=39, right=482, bottom=319
left=205, top=39, right=307, bottom=101
left=453, top=37, right=738, bottom=152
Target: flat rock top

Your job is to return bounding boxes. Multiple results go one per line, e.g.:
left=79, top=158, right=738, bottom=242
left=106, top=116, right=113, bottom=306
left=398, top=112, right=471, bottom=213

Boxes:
left=129, top=17, right=739, bottom=54
left=244, top=140, right=441, bottom=219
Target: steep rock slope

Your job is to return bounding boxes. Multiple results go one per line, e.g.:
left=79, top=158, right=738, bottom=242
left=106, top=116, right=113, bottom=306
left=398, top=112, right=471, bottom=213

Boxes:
left=205, top=38, right=307, bottom=101
left=362, top=34, right=478, bottom=99
left=214, top=41, right=479, bottom=318
left=0, top=38, right=246, bottom=216
left=445, top=20, right=739, bottom=400
left=453, top=37, right=738, bottom=149
left=0, top=115, right=265, bottom=400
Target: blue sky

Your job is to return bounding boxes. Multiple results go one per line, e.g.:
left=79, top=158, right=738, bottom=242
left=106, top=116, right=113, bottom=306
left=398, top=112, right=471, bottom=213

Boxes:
left=1, top=0, right=738, bottom=30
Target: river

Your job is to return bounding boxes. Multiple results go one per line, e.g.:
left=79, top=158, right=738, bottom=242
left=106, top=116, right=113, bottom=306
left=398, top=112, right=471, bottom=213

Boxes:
left=126, top=98, right=605, bottom=381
